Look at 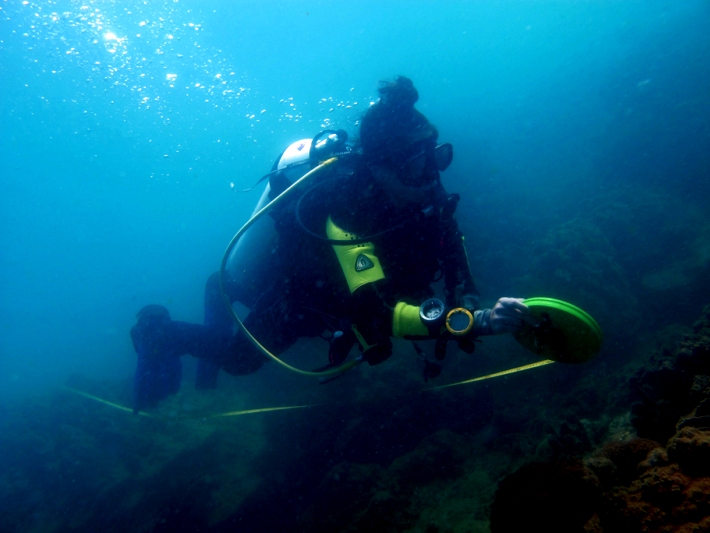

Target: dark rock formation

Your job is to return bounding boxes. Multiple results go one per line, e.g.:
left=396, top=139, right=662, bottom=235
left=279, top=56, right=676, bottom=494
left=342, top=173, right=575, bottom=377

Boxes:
left=489, top=460, right=601, bottom=533
left=630, top=305, right=710, bottom=443
left=492, top=304, right=710, bottom=532
left=586, top=438, right=661, bottom=489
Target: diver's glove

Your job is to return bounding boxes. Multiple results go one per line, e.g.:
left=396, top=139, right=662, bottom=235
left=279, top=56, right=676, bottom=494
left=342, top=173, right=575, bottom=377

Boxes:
left=472, top=297, right=531, bottom=336
left=353, top=322, right=393, bottom=366
left=362, top=341, right=393, bottom=366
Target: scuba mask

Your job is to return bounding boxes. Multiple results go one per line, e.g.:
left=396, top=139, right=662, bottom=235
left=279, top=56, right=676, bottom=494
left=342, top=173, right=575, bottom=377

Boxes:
left=397, top=140, right=454, bottom=187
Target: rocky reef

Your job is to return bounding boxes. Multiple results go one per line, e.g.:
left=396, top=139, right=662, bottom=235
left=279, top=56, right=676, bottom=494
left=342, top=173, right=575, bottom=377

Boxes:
left=2, top=302, right=709, bottom=532
left=491, top=304, right=710, bottom=532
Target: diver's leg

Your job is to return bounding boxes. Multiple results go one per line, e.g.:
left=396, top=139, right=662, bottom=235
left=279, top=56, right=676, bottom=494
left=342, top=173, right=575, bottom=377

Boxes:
left=204, top=271, right=244, bottom=333
left=218, top=292, right=308, bottom=376
left=130, top=305, right=185, bottom=412
left=218, top=310, right=291, bottom=375
left=196, top=272, right=244, bottom=388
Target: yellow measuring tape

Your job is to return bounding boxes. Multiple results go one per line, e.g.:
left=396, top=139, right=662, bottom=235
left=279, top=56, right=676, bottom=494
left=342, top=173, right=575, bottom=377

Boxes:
left=63, top=386, right=153, bottom=416
left=64, top=359, right=554, bottom=417
left=205, top=405, right=311, bottom=418
left=426, top=359, right=555, bottom=391
left=63, top=386, right=311, bottom=419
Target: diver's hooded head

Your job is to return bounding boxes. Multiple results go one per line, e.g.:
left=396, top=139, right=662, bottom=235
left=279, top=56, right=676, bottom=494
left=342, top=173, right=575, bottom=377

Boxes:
left=358, top=77, right=447, bottom=209
left=359, top=76, right=438, bottom=170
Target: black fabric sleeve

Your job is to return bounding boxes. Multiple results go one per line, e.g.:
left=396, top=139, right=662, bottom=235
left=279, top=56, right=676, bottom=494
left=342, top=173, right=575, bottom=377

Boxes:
left=349, top=282, right=394, bottom=365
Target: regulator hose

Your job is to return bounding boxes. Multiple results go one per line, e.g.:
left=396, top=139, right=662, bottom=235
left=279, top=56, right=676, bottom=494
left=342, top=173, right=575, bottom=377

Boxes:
left=219, top=157, right=363, bottom=378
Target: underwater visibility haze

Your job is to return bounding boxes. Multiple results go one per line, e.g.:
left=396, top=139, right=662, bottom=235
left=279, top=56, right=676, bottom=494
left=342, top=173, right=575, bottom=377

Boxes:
left=1, top=1, right=710, bottom=531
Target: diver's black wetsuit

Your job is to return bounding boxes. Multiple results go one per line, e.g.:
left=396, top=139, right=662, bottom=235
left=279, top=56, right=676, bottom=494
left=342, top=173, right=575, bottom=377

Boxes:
left=328, top=167, right=475, bottom=310
left=191, top=161, right=476, bottom=379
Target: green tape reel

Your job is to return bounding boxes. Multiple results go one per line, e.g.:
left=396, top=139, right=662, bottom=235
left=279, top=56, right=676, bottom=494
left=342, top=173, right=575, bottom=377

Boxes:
left=513, top=297, right=602, bottom=364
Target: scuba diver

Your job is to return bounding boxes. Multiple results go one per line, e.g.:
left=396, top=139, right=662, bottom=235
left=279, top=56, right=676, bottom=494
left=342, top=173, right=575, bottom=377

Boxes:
left=130, top=76, right=531, bottom=413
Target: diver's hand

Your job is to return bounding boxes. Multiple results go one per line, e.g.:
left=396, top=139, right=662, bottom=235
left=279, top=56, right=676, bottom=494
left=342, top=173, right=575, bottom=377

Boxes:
left=363, top=344, right=392, bottom=366
left=489, top=297, right=531, bottom=334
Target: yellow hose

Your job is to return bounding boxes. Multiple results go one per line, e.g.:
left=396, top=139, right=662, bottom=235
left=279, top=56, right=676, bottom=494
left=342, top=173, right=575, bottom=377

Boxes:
left=219, top=157, right=362, bottom=378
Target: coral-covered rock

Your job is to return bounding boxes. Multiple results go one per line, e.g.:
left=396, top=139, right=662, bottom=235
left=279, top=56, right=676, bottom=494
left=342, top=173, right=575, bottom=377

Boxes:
left=299, top=429, right=470, bottom=533
left=490, top=460, right=601, bottom=533
left=547, top=416, right=594, bottom=458
left=598, top=464, right=710, bottom=532
left=667, top=427, right=710, bottom=477
left=637, top=446, right=669, bottom=471
left=587, top=438, right=661, bottom=489
left=585, top=456, right=618, bottom=492
left=630, top=305, right=710, bottom=443
left=697, top=398, right=710, bottom=417
left=387, top=429, right=469, bottom=487
left=587, top=306, right=710, bottom=532
left=299, top=462, right=386, bottom=533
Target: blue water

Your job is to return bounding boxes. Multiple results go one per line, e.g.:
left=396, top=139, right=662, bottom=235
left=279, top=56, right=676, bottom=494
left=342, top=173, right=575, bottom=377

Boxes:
left=1, top=1, right=709, bottom=531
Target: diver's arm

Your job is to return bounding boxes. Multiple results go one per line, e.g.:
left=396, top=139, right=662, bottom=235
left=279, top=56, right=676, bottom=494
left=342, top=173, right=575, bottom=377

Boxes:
left=392, top=297, right=530, bottom=339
